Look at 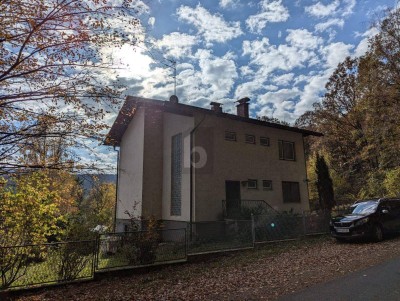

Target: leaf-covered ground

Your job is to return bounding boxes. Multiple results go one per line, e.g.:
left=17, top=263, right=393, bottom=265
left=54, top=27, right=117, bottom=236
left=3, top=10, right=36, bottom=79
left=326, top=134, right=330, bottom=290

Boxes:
left=12, top=236, right=400, bottom=301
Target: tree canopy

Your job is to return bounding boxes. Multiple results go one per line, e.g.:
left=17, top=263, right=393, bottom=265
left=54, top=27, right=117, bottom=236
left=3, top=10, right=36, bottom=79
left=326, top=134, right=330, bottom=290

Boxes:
left=297, top=8, right=400, bottom=201
left=0, top=0, right=142, bottom=174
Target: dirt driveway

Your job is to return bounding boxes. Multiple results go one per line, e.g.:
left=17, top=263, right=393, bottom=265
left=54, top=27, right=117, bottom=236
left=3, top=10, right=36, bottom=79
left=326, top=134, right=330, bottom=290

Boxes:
left=12, top=235, right=400, bottom=301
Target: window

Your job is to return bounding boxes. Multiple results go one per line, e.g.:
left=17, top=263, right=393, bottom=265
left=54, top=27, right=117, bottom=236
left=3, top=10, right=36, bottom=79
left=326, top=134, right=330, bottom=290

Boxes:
left=282, top=181, right=300, bottom=203
left=263, top=180, right=272, bottom=190
left=171, top=133, right=182, bottom=216
left=278, top=140, right=295, bottom=161
left=245, top=134, right=256, bottom=144
left=225, top=131, right=236, bottom=141
left=247, top=179, right=257, bottom=189
left=260, top=137, right=270, bottom=146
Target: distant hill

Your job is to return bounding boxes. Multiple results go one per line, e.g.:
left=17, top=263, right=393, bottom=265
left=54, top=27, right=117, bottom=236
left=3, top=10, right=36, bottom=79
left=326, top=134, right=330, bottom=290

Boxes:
left=77, top=174, right=117, bottom=192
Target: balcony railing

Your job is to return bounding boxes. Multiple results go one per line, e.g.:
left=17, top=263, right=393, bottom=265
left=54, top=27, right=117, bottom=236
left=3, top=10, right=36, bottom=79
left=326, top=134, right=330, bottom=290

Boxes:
left=222, top=199, right=277, bottom=219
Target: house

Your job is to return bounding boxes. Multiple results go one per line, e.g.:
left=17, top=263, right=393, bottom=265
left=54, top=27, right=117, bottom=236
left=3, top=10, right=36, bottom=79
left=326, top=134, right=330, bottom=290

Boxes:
left=105, top=95, right=322, bottom=231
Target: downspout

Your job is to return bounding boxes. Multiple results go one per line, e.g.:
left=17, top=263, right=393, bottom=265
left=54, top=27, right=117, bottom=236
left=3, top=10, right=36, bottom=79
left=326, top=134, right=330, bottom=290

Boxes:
left=302, top=136, right=310, bottom=211
left=113, top=146, right=120, bottom=232
left=189, top=114, right=206, bottom=235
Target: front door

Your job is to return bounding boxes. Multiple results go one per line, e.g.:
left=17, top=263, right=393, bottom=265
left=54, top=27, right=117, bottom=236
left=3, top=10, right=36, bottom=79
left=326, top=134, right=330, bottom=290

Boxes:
left=225, top=181, right=241, bottom=218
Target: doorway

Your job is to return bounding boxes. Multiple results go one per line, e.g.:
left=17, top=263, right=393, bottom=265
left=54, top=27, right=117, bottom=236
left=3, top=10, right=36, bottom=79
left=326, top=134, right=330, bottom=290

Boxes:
left=225, top=181, right=241, bottom=218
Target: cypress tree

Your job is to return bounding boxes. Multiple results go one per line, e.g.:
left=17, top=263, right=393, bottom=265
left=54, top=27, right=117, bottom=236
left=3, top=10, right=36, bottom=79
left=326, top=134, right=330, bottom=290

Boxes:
left=315, top=154, right=335, bottom=210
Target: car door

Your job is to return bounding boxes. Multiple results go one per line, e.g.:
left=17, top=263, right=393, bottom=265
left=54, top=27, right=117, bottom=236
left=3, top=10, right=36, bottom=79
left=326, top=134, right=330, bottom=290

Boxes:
left=378, top=201, right=395, bottom=232
left=391, top=200, right=400, bottom=232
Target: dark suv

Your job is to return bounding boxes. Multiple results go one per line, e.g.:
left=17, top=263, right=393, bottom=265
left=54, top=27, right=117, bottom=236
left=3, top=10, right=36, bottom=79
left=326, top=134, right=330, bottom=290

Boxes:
left=330, top=198, right=400, bottom=242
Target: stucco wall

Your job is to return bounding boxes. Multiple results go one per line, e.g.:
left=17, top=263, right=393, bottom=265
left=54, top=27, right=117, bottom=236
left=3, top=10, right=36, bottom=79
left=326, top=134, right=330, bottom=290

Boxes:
left=193, top=114, right=310, bottom=221
left=162, top=112, right=194, bottom=221
left=117, top=108, right=144, bottom=221
left=141, top=106, right=164, bottom=218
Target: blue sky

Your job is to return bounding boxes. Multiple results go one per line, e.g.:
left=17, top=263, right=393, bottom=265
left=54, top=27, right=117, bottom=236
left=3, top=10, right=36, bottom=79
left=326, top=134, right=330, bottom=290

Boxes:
left=96, top=0, right=398, bottom=170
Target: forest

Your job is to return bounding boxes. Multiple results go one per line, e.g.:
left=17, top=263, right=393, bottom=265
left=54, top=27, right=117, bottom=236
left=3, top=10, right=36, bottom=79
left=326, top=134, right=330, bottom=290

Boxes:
left=297, top=8, right=400, bottom=208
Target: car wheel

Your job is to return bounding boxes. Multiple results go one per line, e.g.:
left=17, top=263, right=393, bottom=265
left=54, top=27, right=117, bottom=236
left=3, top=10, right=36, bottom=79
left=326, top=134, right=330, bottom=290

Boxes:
left=372, top=225, right=384, bottom=242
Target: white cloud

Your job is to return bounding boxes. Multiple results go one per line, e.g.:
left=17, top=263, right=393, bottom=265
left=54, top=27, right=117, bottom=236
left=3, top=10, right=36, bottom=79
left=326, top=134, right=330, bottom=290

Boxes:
left=257, top=88, right=301, bottom=122
left=294, top=72, right=331, bottom=117
left=272, top=73, right=295, bottom=86
left=286, top=29, right=323, bottom=49
left=354, top=27, right=379, bottom=57
left=177, top=4, right=243, bottom=44
left=174, top=50, right=238, bottom=104
left=305, top=0, right=340, bottom=18
left=321, top=42, right=353, bottom=68
left=148, top=17, right=155, bottom=27
left=242, top=35, right=318, bottom=77
left=246, top=0, right=290, bottom=34
left=342, top=0, right=357, bottom=16
left=157, top=32, right=199, bottom=59
left=305, top=0, right=356, bottom=19
left=219, top=0, right=238, bottom=9
left=315, top=18, right=345, bottom=32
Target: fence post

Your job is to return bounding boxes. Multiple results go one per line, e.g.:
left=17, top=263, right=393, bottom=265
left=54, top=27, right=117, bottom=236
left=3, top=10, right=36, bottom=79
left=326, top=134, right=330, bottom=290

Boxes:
left=251, top=213, right=255, bottom=247
left=302, top=211, right=307, bottom=237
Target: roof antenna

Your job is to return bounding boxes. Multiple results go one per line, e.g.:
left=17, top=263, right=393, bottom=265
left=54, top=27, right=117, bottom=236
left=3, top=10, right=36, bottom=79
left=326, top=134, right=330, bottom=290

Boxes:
left=172, top=60, right=177, bottom=96
left=166, top=59, right=177, bottom=96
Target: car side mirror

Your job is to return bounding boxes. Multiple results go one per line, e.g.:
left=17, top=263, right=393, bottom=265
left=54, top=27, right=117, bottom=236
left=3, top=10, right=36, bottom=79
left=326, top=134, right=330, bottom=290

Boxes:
left=382, top=209, right=389, bottom=214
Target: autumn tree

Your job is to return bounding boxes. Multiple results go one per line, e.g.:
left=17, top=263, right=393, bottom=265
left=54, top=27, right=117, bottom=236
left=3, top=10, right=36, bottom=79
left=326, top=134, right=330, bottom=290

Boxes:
left=0, top=0, right=142, bottom=174
left=0, top=172, right=68, bottom=287
left=80, top=181, right=116, bottom=230
left=297, top=7, right=400, bottom=200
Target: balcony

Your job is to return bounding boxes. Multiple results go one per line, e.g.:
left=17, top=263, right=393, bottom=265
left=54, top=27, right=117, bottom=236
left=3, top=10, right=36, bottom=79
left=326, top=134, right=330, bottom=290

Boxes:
left=222, top=199, right=277, bottom=219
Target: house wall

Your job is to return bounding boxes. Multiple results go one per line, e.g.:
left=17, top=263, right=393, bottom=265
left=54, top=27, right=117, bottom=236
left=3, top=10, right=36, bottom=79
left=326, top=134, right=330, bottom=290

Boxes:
left=141, top=106, right=164, bottom=219
left=193, top=113, right=310, bottom=221
left=116, top=108, right=145, bottom=230
left=162, top=112, right=194, bottom=221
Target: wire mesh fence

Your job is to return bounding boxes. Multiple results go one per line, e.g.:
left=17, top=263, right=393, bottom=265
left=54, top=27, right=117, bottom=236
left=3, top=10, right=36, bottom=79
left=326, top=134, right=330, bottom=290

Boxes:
left=187, top=220, right=253, bottom=254
left=303, top=210, right=331, bottom=235
left=1, top=210, right=333, bottom=291
left=253, top=211, right=331, bottom=243
left=0, top=240, right=96, bottom=290
left=95, top=228, right=187, bottom=271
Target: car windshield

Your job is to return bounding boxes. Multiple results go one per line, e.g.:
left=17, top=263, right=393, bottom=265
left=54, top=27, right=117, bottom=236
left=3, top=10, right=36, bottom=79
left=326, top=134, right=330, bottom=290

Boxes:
left=349, top=201, right=378, bottom=215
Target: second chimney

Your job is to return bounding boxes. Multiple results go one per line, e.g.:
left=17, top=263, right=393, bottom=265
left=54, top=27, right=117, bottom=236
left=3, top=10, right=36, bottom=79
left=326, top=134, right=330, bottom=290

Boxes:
left=210, top=101, right=223, bottom=113
left=236, top=97, right=250, bottom=118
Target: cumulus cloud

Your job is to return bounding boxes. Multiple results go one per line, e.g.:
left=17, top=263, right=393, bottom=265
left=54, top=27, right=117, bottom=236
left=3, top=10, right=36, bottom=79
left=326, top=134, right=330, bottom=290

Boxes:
left=272, top=73, right=295, bottom=86
left=315, top=18, right=345, bottom=32
left=305, top=0, right=356, bottom=19
left=242, top=33, right=319, bottom=78
left=219, top=0, right=238, bottom=9
left=157, top=32, right=199, bottom=59
left=286, top=29, right=323, bottom=49
left=246, top=0, right=289, bottom=34
left=321, top=42, right=353, bottom=68
left=175, top=50, right=239, bottom=104
left=354, top=27, right=379, bottom=57
left=305, top=0, right=340, bottom=18
left=177, top=4, right=243, bottom=44
left=257, top=88, right=301, bottom=122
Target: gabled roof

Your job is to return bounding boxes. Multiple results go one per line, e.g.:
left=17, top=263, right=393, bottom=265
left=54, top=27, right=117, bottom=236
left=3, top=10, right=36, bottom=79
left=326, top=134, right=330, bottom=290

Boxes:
left=105, top=96, right=323, bottom=146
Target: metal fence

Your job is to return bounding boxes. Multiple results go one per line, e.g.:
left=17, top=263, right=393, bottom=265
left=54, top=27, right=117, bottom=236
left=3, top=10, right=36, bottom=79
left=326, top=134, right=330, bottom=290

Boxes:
left=187, top=220, right=253, bottom=254
left=0, top=240, right=96, bottom=290
left=95, top=228, right=187, bottom=271
left=1, top=211, right=333, bottom=291
left=253, top=211, right=330, bottom=243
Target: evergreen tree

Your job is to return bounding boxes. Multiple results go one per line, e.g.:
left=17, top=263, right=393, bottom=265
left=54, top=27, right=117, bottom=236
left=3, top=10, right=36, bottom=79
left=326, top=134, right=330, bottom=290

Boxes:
left=315, top=154, right=335, bottom=210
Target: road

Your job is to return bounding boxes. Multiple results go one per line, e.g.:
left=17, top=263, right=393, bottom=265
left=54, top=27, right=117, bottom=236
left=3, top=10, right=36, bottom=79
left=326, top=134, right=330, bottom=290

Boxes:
left=279, top=256, right=400, bottom=301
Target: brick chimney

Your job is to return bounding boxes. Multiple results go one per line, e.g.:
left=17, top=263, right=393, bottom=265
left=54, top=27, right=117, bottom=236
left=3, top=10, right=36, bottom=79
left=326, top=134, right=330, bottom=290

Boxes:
left=236, top=97, right=250, bottom=118
left=210, top=101, right=223, bottom=113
